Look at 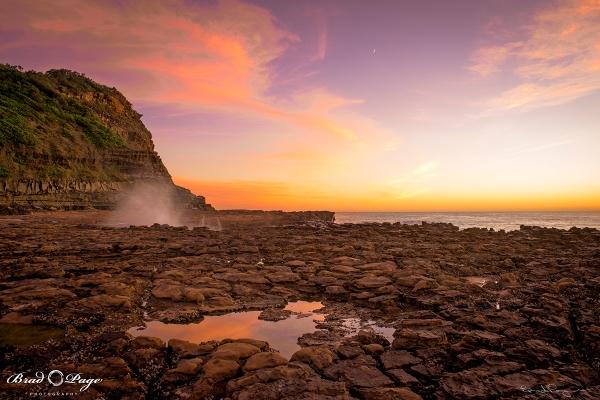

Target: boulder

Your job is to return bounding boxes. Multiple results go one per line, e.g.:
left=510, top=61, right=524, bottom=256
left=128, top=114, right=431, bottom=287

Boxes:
left=392, top=329, right=447, bottom=349
left=182, top=287, right=205, bottom=303
left=290, top=346, right=334, bottom=370
left=212, top=342, right=261, bottom=361
left=267, top=272, right=301, bottom=283
left=151, top=282, right=183, bottom=301
left=168, top=338, right=214, bottom=358
left=359, top=387, right=422, bottom=400
left=324, top=358, right=393, bottom=388
left=243, top=352, right=288, bottom=371
left=355, top=275, right=392, bottom=289
left=202, top=358, right=240, bottom=381
left=170, top=357, right=204, bottom=375
left=380, top=350, right=421, bottom=369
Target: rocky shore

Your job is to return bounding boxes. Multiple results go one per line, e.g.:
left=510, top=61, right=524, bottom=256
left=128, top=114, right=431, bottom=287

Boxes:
left=0, top=211, right=599, bottom=399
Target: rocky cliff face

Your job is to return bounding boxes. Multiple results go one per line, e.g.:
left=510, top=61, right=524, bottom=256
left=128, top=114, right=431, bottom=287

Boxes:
left=0, top=65, right=212, bottom=213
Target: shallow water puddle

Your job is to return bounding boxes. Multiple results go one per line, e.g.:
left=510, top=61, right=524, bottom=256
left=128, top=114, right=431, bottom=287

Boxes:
left=129, top=301, right=325, bottom=359
left=340, top=318, right=395, bottom=343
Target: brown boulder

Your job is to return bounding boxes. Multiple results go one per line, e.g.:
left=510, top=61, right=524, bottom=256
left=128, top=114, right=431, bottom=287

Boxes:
left=202, top=358, right=240, bottom=380
left=170, top=357, right=204, bottom=375
left=151, top=282, right=183, bottom=301
left=380, top=350, right=421, bottom=369
left=182, top=287, right=205, bottom=303
left=392, top=329, right=447, bottom=349
left=212, top=342, right=261, bottom=361
left=359, top=387, right=422, bottom=400
left=267, top=272, right=301, bottom=283
left=324, top=358, right=393, bottom=388
left=243, top=352, right=288, bottom=371
left=355, top=275, right=392, bottom=289
left=168, top=338, right=214, bottom=358
left=290, top=346, right=334, bottom=370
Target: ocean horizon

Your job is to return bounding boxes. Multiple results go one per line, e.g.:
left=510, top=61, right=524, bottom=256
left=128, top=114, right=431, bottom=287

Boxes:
left=333, top=211, right=600, bottom=231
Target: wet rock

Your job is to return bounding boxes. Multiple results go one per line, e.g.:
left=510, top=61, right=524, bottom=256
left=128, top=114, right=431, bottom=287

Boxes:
left=392, top=328, right=447, bottom=349
left=363, top=343, right=384, bottom=355
left=358, top=387, right=422, bottom=400
left=131, top=336, right=165, bottom=350
left=409, top=362, right=444, bottom=379
left=290, top=346, right=334, bottom=371
left=286, top=260, right=306, bottom=268
left=202, top=357, right=241, bottom=380
left=355, top=275, right=392, bottom=289
left=170, top=357, right=204, bottom=375
left=336, top=343, right=365, bottom=359
left=155, top=307, right=202, bottom=323
left=387, top=369, right=419, bottom=385
left=152, top=282, right=183, bottom=301
left=168, top=338, right=214, bottom=358
left=258, top=308, right=292, bottom=321
left=323, top=357, right=393, bottom=388
left=380, top=350, right=421, bottom=369
left=412, top=278, right=438, bottom=291
left=521, top=339, right=562, bottom=362
left=440, top=369, right=495, bottom=398
left=76, top=294, right=132, bottom=310
left=243, top=351, right=288, bottom=371
left=78, top=357, right=132, bottom=378
left=355, top=261, right=397, bottom=272
left=325, top=285, right=347, bottom=295
left=267, top=272, right=300, bottom=283
left=182, top=287, right=205, bottom=303
left=124, top=347, right=166, bottom=383
left=212, top=342, right=261, bottom=361
left=227, top=363, right=349, bottom=400
left=556, top=277, right=578, bottom=291
left=330, top=256, right=362, bottom=266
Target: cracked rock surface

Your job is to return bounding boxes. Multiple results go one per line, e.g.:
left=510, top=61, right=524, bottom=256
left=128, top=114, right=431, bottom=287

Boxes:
left=0, top=211, right=599, bottom=399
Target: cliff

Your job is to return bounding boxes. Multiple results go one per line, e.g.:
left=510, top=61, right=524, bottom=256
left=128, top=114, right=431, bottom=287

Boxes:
left=0, top=64, right=212, bottom=213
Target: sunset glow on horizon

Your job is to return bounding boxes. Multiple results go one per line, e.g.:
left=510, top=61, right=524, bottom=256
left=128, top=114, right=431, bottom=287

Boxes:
left=2, top=0, right=599, bottom=211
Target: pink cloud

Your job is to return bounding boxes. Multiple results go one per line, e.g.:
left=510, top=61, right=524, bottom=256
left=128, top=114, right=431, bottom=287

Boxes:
left=470, top=0, right=600, bottom=112
left=0, top=0, right=381, bottom=142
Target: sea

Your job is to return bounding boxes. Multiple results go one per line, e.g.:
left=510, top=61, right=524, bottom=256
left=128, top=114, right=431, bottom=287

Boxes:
left=334, top=212, right=600, bottom=231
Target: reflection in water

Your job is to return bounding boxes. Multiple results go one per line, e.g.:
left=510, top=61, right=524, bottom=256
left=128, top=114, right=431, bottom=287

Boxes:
left=129, top=301, right=324, bottom=359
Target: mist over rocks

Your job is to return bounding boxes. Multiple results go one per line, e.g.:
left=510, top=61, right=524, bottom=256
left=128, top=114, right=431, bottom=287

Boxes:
left=108, top=182, right=186, bottom=227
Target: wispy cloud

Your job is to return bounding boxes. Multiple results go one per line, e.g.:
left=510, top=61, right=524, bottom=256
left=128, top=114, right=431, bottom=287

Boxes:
left=0, top=0, right=383, bottom=142
left=388, top=161, right=438, bottom=185
left=471, top=0, right=600, bottom=113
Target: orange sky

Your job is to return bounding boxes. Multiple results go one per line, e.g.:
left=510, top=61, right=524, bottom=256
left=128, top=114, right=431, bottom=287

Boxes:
left=177, top=178, right=600, bottom=212
left=2, top=0, right=600, bottom=211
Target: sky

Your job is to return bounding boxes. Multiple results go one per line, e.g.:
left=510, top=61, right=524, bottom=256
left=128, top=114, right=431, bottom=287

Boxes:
left=1, top=0, right=599, bottom=211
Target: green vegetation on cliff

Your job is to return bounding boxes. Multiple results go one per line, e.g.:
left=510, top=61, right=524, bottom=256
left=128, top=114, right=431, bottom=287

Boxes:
left=0, top=64, right=168, bottom=182
left=0, top=64, right=124, bottom=148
